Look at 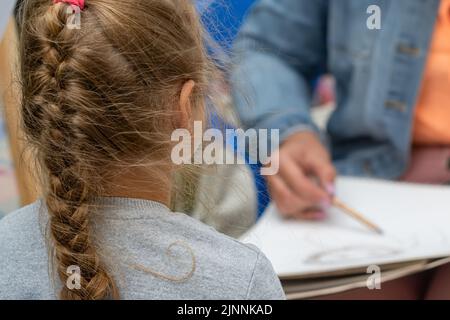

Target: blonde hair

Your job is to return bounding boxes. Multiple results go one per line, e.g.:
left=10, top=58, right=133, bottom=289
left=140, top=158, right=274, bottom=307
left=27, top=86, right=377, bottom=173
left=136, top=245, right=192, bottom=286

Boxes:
left=18, top=0, right=220, bottom=299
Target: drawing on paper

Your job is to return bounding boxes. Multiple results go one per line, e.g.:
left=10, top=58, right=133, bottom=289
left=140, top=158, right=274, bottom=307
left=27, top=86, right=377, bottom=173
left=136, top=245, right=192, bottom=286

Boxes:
left=304, top=245, right=402, bottom=265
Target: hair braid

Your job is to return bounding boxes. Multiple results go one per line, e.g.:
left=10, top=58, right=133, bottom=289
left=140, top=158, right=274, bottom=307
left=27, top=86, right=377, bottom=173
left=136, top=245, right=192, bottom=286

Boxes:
left=19, top=0, right=221, bottom=300
left=21, top=2, right=117, bottom=300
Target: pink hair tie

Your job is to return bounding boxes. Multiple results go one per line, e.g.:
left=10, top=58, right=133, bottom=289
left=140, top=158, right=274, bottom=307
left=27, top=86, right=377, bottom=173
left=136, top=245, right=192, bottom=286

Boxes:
left=53, top=0, right=85, bottom=10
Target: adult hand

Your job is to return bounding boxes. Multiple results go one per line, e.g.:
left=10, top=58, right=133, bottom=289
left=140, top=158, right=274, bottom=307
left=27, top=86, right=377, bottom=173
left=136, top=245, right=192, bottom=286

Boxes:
left=266, top=131, right=336, bottom=219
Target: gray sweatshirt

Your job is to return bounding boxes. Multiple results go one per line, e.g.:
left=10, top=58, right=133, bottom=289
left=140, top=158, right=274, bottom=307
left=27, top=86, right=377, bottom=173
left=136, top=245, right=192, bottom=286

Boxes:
left=0, top=197, right=285, bottom=300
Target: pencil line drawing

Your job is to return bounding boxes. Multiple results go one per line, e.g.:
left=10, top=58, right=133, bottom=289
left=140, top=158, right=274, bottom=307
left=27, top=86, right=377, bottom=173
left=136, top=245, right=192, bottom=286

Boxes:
left=304, top=245, right=402, bottom=265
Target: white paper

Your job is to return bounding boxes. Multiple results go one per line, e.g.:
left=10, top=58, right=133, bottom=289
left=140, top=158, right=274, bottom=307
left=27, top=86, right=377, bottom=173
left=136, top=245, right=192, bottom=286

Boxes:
left=241, top=177, right=450, bottom=278
left=0, top=1, right=16, bottom=41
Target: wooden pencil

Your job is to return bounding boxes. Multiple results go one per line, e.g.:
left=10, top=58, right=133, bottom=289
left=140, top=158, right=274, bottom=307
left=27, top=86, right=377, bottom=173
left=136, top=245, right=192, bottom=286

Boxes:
left=332, top=197, right=383, bottom=235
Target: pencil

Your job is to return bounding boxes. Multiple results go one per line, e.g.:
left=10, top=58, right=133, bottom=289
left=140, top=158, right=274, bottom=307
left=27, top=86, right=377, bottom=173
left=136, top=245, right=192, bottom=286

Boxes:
left=332, top=197, right=383, bottom=235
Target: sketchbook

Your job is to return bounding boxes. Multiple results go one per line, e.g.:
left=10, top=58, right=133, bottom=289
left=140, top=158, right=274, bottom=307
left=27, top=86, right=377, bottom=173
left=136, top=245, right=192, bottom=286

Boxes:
left=241, top=177, right=450, bottom=279
left=282, top=257, right=450, bottom=299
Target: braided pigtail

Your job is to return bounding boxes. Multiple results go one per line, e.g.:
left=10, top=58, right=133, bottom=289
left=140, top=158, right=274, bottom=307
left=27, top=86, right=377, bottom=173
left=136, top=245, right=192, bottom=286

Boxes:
left=20, top=2, right=117, bottom=299
left=19, top=0, right=222, bottom=300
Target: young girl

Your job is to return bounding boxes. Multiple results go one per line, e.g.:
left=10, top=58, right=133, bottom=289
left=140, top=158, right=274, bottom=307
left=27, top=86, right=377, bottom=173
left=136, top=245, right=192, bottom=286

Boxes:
left=0, top=0, right=284, bottom=300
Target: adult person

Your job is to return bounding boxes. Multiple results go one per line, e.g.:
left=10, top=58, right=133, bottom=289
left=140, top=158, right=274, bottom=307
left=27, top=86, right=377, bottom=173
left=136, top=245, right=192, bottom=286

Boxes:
left=231, top=0, right=450, bottom=299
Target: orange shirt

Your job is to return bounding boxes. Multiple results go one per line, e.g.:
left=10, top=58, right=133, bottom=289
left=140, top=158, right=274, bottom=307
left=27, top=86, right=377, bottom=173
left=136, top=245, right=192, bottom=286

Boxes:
left=413, top=0, right=450, bottom=145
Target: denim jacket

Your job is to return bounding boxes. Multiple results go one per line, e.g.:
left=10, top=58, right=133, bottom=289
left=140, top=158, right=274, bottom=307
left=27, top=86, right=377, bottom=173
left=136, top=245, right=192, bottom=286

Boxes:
left=231, top=0, right=441, bottom=179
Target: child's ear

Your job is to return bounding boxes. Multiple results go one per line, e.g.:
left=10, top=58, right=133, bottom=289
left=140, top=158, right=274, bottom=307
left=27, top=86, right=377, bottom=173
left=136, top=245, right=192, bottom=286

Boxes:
left=178, top=80, right=196, bottom=130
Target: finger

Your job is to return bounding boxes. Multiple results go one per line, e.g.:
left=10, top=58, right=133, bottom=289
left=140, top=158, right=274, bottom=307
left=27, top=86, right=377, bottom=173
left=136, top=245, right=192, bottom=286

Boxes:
left=267, top=175, right=311, bottom=216
left=269, top=175, right=329, bottom=220
left=303, top=156, right=337, bottom=196
left=294, top=210, right=327, bottom=220
left=278, top=157, right=329, bottom=203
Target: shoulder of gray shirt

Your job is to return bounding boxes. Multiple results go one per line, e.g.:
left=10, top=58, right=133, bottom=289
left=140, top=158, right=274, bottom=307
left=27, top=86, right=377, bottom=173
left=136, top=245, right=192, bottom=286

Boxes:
left=0, top=201, right=285, bottom=300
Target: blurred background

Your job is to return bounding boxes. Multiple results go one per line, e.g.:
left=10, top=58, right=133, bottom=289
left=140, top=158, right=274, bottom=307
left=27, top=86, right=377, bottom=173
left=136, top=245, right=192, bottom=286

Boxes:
left=0, top=0, right=335, bottom=218
left=0, top=0, right=20, bottom=218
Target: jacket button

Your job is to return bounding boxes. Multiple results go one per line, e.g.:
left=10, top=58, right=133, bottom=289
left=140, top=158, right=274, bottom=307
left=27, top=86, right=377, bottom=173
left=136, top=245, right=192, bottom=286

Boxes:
left=385, top=100, right=408, bottom=113
left=396, top=44, right=421, bottom=57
